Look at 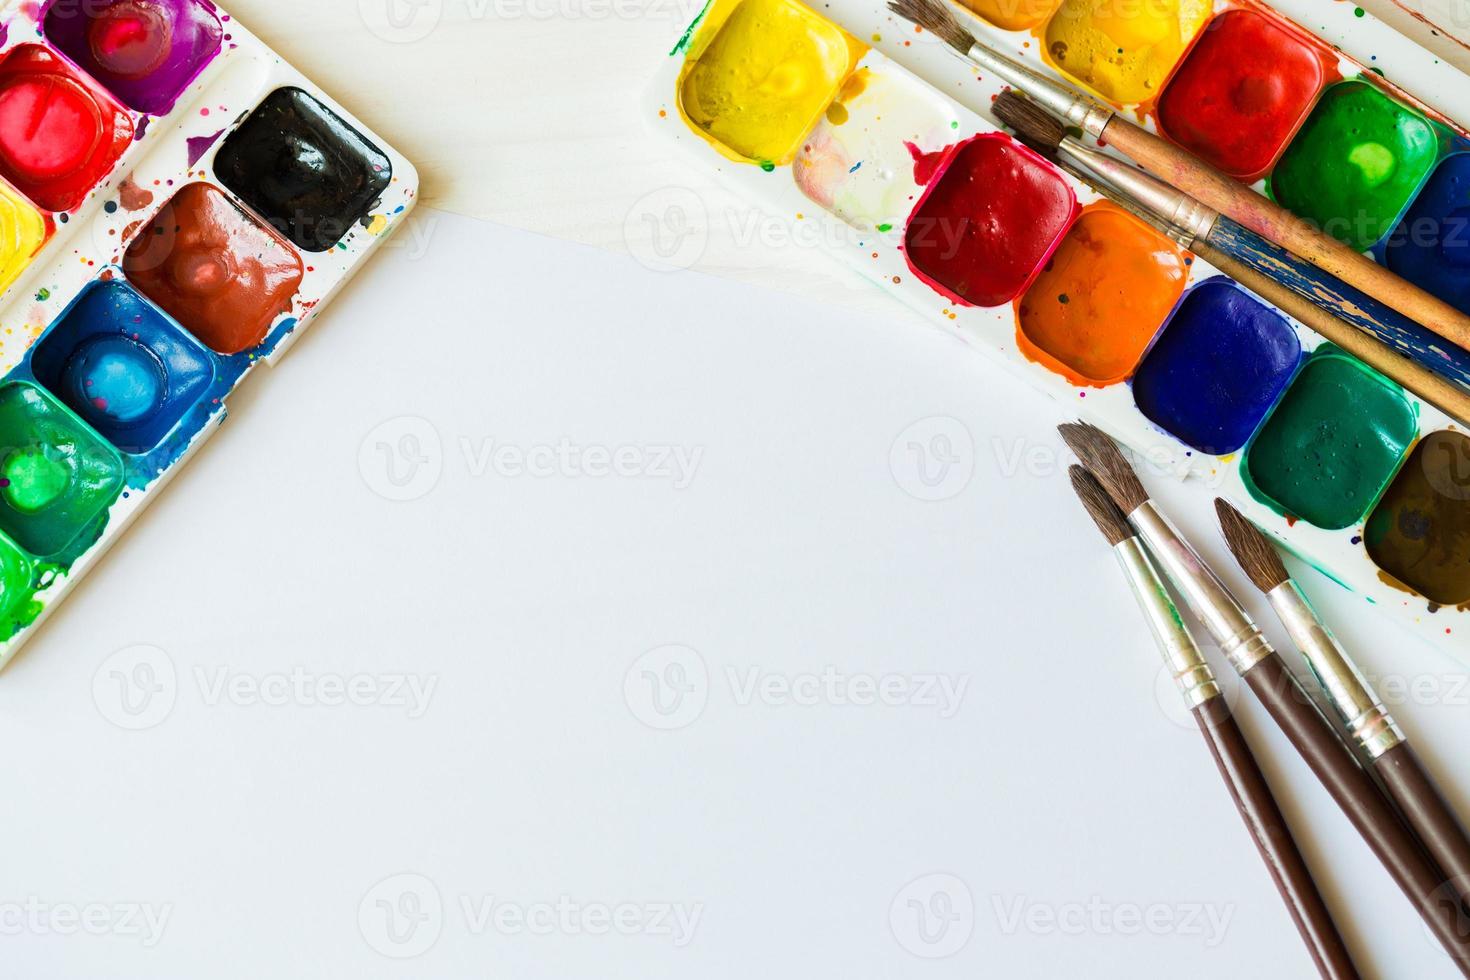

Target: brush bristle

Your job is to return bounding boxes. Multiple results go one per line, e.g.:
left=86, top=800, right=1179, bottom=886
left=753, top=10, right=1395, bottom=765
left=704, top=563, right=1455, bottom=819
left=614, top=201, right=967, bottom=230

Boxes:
left=993, top=91, right=1067, bottom=156
left=1069, top=466, right=1133, bottom=547
left=886, top=0, right=974, bottom=54
left=1058, top=422, right=1149, bottom=512
left=1215, top=498, right=1290, bottom=593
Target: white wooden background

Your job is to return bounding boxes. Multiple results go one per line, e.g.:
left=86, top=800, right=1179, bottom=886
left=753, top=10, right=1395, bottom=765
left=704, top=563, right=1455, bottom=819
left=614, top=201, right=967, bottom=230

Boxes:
left=222, top=0, right=1470, bottom=311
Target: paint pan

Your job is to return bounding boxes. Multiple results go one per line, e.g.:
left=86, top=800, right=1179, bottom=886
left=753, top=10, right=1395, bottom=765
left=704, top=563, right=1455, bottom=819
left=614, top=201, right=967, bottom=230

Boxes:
left=1155, top=8, right=1334, bottom=183
left=1382, top=152, right=1470, bottom=316
left=677, top=0, right=862, bottom=167
left=28, top=280, right=215, bottom=453
left=1039, top=0, right=1211, bottom=106
left=1243, top=349, right=1418, bottom=531
left=1132, top=278, right=1302, bottom=456
left=1268, top=79, right=1447, bottom=252
left=651, top=0, right=1470, bottom=649
left=903, top=132, right=1077, bottom=308
left=1366, top=430, right=1470, bottom=607
left=0, top=2, right=418, bottom=670
left=0, top=43, right=134, bottom=213
left=123, top=182, right=304, bottom=353
left=1014, top=201, right=1188, bottom=387
left=0, top=381, right=124, bottom=560
left=43, top=0, right=224, bottom=115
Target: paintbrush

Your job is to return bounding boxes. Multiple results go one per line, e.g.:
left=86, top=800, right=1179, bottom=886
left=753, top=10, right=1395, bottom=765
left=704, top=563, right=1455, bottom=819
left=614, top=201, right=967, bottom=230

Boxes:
left=990, top=90, right=1470, bottom=425
left=1216, top=498, right=1470, bottom=913
left=885, top=0, right=1470, bottom=355
left=1059, top=421, right=1470, bottom=973
left=1069, top=467, right=1361, bottom=980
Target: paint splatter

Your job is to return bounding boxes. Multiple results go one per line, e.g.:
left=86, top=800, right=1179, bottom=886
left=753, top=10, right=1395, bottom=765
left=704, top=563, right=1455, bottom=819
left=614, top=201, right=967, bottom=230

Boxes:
left=118, top=179, right=155, bottom=212
left=185, top=129, right=225, bottom=167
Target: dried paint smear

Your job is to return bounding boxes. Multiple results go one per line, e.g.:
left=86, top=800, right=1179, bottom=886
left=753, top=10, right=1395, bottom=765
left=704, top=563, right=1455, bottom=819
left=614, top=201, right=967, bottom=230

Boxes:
left=794, top=68, right=958, bottom=232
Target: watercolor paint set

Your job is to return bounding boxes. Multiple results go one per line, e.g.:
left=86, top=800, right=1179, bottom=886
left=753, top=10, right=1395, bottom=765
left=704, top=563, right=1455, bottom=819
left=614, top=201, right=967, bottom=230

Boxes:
left=0, top=0, right=417, bottom=670
left=647, top=0, right=1470, bottom=651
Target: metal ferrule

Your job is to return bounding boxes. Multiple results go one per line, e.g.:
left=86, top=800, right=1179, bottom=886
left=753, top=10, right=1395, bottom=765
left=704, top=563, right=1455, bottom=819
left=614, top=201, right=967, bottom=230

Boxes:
left=962, top=41, right=1112, bottom=136
left=1129, top=502, right=1274, bottom=675
left=1114, top=538, right=1221, bottom=709
left=1058, top=139, right=1218, bottom=245
left=1268, top=581, right=1404, bottom=759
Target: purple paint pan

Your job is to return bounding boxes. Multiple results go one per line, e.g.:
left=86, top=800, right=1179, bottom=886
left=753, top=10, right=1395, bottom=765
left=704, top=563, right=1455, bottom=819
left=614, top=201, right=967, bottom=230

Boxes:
left=43, top=0, right=224, bottom=115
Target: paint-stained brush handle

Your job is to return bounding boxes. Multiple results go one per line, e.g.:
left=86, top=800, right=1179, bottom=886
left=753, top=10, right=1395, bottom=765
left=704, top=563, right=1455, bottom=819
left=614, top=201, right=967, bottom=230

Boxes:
left=1192, top=240, right=1470, bottom=425
left=1204, top=218, right=1470, bottom=397
left=1099, top=118, right=1470, bottom=353
left=1242, top=654, right=1470, bottom=975
left=1193, top=695, right=1362, bottom=980
left=1377, top=742, right=1470, bottom=909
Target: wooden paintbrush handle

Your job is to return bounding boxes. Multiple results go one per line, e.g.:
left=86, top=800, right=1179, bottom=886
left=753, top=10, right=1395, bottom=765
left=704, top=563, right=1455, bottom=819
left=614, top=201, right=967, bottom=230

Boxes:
left=1101, top=118, right=1470, bottom=353
left=1193, top=695, right=1361, bottom=980
left=1243, top=655, right=1470, bottom=975
left=1377, top=741, right=1470, bottom=908
left=1193, top=240, right=1470, bottom=425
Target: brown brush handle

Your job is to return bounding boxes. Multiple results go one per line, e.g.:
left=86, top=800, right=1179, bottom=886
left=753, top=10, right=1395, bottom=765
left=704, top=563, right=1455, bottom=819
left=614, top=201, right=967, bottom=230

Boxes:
left=1100, top=117, right=1470, bottom=352
left=1193, top=695, right=1362, bottom=980
left=1193, top=241, right=1470, bottom=425
left=1243, top=655, right=1470, bottom=975
left=1377, top=741, right=1470, bottom=909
